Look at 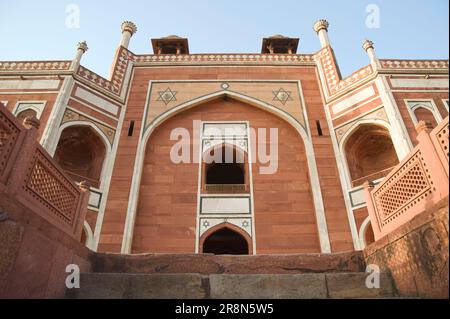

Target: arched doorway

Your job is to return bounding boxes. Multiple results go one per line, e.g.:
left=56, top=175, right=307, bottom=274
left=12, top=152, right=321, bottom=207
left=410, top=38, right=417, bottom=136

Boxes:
left=344, top=124, right=399, bottom=187
left=203, top=227, right=249, bottom=255
left=53, top=125, right=106, bottom=188
left=129, top=96, right=323, bottom=254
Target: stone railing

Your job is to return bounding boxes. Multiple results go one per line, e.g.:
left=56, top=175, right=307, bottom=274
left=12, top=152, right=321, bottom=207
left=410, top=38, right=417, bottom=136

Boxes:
left=0, top=102, right=89, bottom=240
left=364, top=117, right=449, bottom=240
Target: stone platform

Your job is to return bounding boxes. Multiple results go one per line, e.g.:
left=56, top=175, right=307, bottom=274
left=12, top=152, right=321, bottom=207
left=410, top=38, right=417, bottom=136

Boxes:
left=91, top=251, right=365, bottom=275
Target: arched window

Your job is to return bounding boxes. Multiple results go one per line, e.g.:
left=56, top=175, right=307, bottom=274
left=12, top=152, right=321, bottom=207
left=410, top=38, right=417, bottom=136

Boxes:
left=54, top=125, right=106, bottom=188
left=16, top=109, right=37, bottom=124
left=204, top=144, right=247, bottom=193
left=203, top=227, right=249, bottom=255
left=345, top=124, right=399, bottom=187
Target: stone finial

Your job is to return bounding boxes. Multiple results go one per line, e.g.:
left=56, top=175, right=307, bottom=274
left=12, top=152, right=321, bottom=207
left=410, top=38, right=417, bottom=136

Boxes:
left=415, top=120, right=433, bottom=134
left=313, top=19, right=329, bottom=33
left=362, top=39, right=374, bottom=52
left=23, top=115, right=40, bottom=130
left=77, top=41, right=89, bottom=53
left=121, top=21, right=137, bottom=35
left=78, top=180, right=91, bottom=192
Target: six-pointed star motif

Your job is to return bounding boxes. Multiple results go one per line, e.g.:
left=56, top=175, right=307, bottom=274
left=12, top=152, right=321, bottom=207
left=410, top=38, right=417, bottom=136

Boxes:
left=272, top=88, right=293, bottom=105
left=157, top=87, right=177, bottom=105
left=202, top=220, right=210, bottom=228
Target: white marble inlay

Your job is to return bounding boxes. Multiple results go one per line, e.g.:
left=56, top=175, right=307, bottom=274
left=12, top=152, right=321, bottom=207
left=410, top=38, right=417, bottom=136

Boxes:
left=88, top=191, right=102, bottom=208
left=390, top=78, right=449, bottom=88
left=75, top=87, right=119, bottom=115
left=201, top=197, right=250, bottom=214
left=203, top=123, right=247, bottom=137
left=331, top=86, right=376, bottom=115
left=349, top=188, right=366, bottom=207
left=0, top=79, right=60, bottom=90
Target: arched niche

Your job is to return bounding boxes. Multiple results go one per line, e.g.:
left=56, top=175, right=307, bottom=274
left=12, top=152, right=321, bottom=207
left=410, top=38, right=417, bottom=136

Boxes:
left=53, top=125, right=107, bottom=188
left=344, top=124, right=399, bottom=187
left=16, top=109, right=37, bottom=125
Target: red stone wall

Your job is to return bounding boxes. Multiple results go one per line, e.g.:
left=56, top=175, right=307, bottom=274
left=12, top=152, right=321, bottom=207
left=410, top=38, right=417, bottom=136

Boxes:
left=392, top=91, right=449, bottom=145
left=364, top=198, right=449, bottom=298
left=0, top=93, right=58, bottom=139
left=99, top=65, right=354, bottom=253
left=132, top=98, right=322, bottom=253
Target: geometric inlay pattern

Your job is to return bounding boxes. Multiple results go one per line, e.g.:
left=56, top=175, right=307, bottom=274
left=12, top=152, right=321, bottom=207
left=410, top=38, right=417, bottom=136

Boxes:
left=156, top=87, right=177, bottom=105
left=272, top=88, right=293, bottom=105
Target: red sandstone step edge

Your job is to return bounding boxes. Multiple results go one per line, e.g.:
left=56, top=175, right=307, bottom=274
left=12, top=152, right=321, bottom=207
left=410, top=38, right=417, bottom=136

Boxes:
left=91, top=251, right=365, bottom=275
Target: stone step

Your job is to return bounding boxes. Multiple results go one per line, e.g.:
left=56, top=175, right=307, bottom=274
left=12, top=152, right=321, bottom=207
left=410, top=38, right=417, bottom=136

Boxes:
left=66, top=272, right=396, bottom=299
left=91, top=251, right=365, bottom=274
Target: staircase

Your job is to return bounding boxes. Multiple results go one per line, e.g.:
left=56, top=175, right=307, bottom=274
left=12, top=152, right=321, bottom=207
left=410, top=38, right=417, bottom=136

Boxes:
left=66, top=251, right=397, bottom=299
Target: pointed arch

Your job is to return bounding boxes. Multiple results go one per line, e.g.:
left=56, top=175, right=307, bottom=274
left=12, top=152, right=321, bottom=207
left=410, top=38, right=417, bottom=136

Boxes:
left=121, top=89, right=331, bottom=254
left=358, top=216, right=375, bottom=249
left=339, top=119, right=400, bottom=189
left=406, top=100, right=443, bottom=127
left=199, top=222, right=252, bottom=254
left=52, top=121, right=112, bottom=186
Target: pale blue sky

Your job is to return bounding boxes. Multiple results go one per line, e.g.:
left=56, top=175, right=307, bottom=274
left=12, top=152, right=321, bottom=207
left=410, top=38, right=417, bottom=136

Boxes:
left=0, top=0, right=448, bottom=77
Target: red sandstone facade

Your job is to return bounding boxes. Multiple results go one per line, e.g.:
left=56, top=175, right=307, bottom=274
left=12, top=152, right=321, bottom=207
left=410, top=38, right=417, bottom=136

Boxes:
left=0, top=20, right=448, bottom=256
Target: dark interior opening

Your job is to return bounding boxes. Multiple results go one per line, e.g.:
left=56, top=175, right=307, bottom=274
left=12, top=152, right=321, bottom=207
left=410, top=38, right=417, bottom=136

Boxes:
left=203, top=228, right=249, bottom=255
left=205, top=146, right=245, bottom=185
left=206, top=163, right=244, bottom=184
left=128, top=120, right=135, bottom=136
left=54, top=126, right=106, bottom=188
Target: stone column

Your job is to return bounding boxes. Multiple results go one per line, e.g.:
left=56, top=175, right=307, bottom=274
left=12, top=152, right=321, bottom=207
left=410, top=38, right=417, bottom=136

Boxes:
left=71, top=41, right=88, bottom=70
left=362, top=39, right=379, bottom=70
left=120, top=21, right=137, bottom=48
left=313, top=19, right=330, bottom=48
